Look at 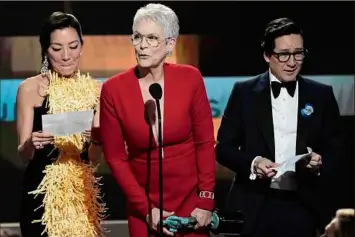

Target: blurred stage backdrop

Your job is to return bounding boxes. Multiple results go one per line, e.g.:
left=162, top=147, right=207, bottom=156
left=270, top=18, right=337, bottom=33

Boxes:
left=0, top=1, right=353, bottom=234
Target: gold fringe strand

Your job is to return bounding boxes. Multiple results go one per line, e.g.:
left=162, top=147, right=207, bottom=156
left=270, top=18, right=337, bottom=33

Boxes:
left=29, top=70, right=107, bottom=237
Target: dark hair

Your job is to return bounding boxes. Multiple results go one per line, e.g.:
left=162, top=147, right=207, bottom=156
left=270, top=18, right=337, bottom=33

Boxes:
left=261, top=17, right=304, bottom=56
left=39, top=11, right=84, bottom=63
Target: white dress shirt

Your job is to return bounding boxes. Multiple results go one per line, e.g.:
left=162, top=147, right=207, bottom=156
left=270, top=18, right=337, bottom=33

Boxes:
left=250, top=70, right=299, bottom=190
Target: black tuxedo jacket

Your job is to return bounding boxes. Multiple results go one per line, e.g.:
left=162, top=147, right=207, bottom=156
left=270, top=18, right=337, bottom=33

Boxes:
left=215, top=71, right=342, bottom=234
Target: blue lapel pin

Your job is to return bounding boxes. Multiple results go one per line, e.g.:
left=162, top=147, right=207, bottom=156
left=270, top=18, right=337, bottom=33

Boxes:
left=301, top=103, right=314, bottom=118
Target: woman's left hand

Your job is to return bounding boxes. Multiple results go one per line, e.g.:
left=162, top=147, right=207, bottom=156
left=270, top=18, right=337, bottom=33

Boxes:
left=190, top=208, right=212, bottom=229
left=82, top=129, right=91, bottom=142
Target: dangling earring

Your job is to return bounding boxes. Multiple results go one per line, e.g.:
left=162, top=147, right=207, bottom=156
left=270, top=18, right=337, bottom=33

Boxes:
left=166, top=50, right=172, bottom=57
left=40, top=56, right=49, bottom=77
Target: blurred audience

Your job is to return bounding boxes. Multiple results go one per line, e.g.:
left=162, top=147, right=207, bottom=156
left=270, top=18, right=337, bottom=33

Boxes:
left=0, top=229, right=21, bottom=237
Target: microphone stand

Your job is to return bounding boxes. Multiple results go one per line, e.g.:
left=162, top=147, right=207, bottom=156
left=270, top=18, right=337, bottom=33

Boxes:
left=144, top=109, right=153, bottom=237
left=155, top=98, right=164, bottom=236
left=148, top=82, right=164, bottom=236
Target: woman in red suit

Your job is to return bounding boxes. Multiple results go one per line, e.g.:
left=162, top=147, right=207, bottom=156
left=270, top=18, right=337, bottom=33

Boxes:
left=98, top=3, right=216, bottom=237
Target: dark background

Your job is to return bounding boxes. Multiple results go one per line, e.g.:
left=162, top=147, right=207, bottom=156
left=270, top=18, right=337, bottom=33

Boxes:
left=0, top=1, right=353, bottom=224
left=0, top=1, right=353, bottom=76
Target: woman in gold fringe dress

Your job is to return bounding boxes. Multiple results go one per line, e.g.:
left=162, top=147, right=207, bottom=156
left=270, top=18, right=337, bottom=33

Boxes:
left=16, top=12, right=105, bottom=237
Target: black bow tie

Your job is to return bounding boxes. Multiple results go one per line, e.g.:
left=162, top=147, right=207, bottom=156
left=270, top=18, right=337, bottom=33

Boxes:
left=271, top=81, right=297, bottom=98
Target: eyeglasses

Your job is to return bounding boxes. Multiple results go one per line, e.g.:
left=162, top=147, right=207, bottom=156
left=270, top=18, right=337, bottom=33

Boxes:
left=272, top=49, right=308, bottom=63
left=131, top=33, right=167, bottom=47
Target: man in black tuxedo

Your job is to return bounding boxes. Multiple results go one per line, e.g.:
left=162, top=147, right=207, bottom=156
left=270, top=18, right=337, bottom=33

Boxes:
left=216, top=18, right=342, bottom=237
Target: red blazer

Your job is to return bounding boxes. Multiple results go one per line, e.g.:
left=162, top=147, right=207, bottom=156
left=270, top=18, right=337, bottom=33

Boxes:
left=100, top=63, right=216, bottom=220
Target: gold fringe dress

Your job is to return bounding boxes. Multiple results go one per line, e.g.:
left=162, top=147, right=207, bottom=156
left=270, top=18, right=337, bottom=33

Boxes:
left=19, top=71, right=106, bottom=237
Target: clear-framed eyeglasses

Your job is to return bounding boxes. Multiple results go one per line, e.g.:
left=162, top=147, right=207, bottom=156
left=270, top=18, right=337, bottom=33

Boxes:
left=272, top=49, right=308, bottom=63
left=131, top=33, right=169, bottom=47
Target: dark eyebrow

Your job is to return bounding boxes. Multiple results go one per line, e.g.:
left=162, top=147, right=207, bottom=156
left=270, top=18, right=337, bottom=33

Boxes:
left=278, top=47, right=304, bottom=52
left=50, top=40, right=79, bottom=46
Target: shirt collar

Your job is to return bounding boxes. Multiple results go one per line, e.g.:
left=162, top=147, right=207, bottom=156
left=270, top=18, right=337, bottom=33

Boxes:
left=269, top=69, right=282, bottom=84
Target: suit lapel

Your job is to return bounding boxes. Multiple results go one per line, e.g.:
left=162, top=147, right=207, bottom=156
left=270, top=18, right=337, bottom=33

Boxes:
left=253, top=72, right=275, bottom=160
left=296, top=76, right=311, bottom=155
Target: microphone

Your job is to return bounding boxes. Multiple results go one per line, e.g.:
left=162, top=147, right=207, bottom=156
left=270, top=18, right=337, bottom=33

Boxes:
left=149, top=83, right=162, bottom=100
left=148, top=83, right=164, bottom=236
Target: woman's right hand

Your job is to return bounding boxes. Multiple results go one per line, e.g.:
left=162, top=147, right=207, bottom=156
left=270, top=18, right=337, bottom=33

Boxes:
left=30, top=131, right=54, bottom=149
left=146, top=207, right=175, bottom=236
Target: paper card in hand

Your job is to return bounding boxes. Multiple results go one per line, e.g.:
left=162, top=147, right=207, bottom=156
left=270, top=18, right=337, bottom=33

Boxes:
left=42, top=110, right=94, bottom=136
